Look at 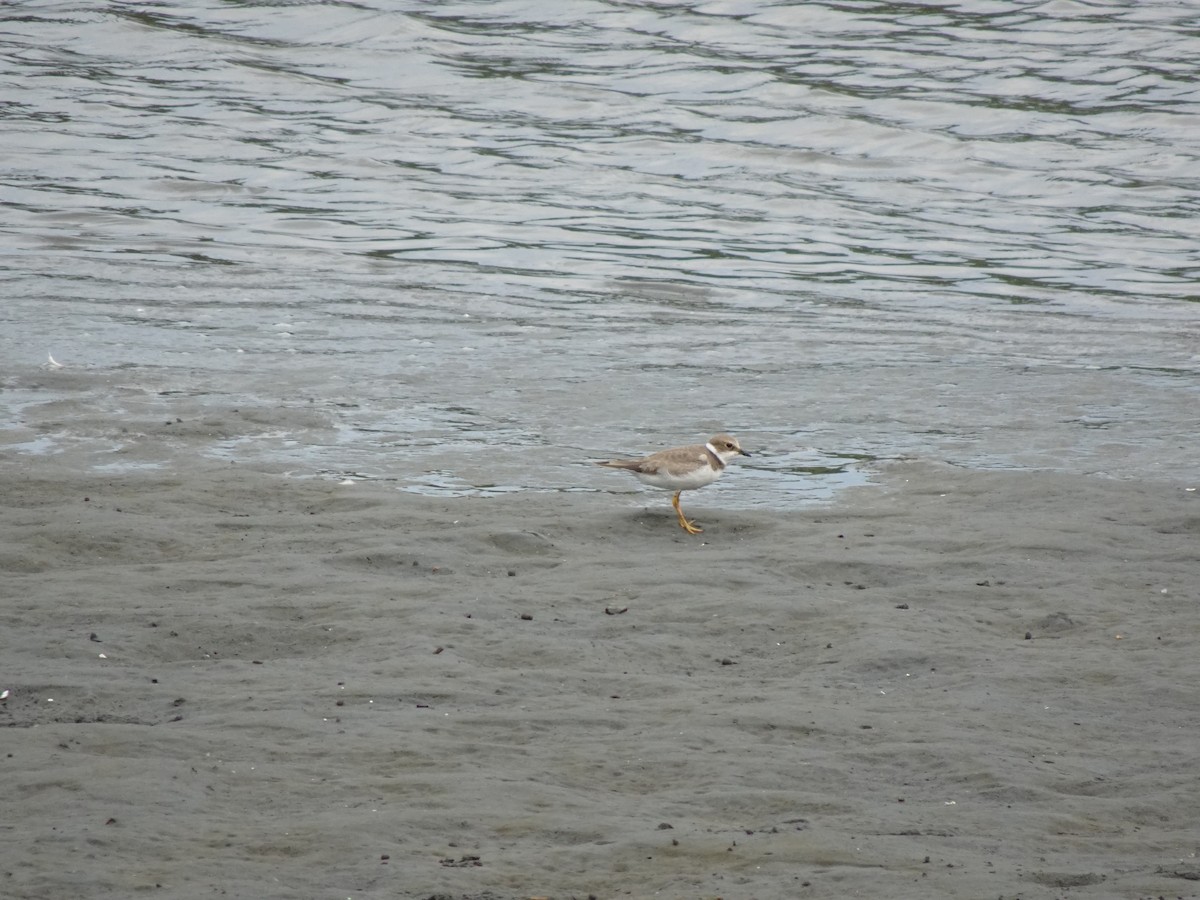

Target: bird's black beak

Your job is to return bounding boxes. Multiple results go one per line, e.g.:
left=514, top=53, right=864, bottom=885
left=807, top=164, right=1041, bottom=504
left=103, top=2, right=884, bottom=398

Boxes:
left=740, top=449, right=751, bottom=457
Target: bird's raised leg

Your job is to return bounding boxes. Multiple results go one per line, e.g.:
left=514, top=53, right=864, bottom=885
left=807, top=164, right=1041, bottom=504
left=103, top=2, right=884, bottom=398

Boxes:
left=672, top=490, right=703, bottom=534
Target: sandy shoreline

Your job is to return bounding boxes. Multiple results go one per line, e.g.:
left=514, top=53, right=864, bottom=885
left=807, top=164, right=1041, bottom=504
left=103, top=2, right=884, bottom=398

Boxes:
left=3, top=457, right=1198, bottom=899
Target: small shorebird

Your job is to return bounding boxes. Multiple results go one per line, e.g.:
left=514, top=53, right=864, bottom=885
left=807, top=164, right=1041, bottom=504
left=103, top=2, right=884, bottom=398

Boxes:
left=595, top=433, right=750, bottom=534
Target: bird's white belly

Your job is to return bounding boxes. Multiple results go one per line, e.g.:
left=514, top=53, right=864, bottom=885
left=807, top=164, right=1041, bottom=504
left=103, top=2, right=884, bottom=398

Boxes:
left=634, top=465, right=721, bottom=491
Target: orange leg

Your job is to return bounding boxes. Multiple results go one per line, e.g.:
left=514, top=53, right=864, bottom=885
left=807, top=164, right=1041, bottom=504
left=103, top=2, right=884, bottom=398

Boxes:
left=672, top=491, right=703, bottom=535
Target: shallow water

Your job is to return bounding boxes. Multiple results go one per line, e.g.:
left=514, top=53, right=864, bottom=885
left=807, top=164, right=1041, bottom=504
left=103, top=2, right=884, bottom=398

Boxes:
left=3, top=0, right=1198, bottom=506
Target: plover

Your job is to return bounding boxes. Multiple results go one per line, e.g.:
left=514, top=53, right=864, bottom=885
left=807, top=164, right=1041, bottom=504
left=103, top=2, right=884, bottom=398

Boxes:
left=595, top=433, right=750, bottom=534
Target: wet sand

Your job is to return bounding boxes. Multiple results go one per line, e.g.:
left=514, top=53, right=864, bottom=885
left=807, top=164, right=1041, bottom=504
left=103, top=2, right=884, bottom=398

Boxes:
left=3, top=454, right=1199, bottom=899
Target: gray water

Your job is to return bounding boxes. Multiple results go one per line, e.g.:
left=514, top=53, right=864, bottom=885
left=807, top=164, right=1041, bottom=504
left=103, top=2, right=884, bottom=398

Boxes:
left=3, top=1, right=1198, bottom=506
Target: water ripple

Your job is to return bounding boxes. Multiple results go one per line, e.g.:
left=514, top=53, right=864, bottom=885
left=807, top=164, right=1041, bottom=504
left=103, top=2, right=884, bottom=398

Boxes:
left=2, top=0, right=1197, bottom=491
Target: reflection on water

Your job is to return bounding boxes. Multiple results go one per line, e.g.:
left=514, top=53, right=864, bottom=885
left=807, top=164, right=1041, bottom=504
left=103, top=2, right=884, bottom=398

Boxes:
left=2, top=1, right=1198, bottom=501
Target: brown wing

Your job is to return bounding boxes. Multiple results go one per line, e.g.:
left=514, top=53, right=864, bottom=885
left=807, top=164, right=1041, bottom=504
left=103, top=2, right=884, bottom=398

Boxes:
left=596, top=458, right=660, bottom=474
left=659, top=452, right=711, bottom=476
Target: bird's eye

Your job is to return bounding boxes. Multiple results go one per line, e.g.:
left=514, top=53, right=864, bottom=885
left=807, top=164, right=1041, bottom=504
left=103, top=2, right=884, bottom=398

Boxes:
left=725, top=442, right=734, bottom=448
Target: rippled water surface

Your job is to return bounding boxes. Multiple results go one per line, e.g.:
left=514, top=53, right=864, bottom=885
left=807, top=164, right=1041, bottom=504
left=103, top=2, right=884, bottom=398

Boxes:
left=3, top=1, right=1198, bottom=503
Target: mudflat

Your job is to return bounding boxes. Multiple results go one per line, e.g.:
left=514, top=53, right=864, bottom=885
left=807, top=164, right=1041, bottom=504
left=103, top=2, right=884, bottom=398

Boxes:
left=3, top=457, right=1198, bottom=899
